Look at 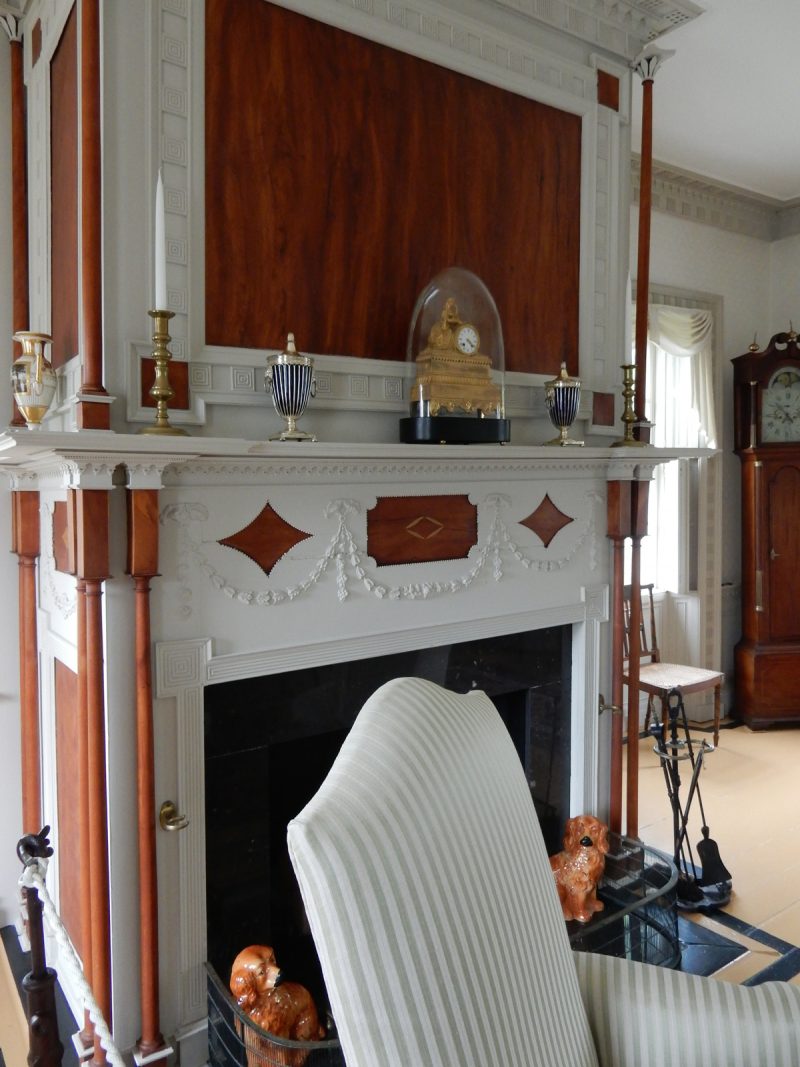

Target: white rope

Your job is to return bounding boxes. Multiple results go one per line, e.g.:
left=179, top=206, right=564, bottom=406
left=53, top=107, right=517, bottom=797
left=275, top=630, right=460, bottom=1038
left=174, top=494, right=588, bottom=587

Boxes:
left=18, top=858, right=126, bottom=1067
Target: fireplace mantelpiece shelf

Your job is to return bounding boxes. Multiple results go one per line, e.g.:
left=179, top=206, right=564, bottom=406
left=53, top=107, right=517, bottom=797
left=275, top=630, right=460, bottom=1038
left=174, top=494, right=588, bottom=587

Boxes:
left=0, top=428, right=710, bottom=484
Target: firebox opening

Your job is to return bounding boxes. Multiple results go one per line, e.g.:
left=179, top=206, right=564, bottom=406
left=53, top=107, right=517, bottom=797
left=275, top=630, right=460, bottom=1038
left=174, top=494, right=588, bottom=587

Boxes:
left=204, top=625, right=571, bottom=1010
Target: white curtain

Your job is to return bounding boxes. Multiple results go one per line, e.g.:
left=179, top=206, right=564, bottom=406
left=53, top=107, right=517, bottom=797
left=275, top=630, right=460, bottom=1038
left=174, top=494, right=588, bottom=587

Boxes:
left=647, top=305, right=717, bottom=449
left=641, top=305, right=716, bottom=590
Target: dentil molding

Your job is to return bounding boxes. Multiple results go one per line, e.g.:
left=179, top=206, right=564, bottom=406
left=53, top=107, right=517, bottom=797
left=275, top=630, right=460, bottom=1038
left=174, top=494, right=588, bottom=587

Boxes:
left=632, top=156, right=800, bottom=242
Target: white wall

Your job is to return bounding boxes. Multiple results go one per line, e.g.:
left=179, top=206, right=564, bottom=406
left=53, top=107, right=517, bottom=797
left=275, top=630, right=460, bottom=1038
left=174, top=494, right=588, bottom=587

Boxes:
left=631, top=207, right=773, bottom=588
left=768, top=233, right=800, bottom=330
left=0, top=38, right=24, bottom=927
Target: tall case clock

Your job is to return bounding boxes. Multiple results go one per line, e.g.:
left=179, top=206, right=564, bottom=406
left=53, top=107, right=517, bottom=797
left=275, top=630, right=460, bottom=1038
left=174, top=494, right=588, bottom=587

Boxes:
left=733, top=330, right=800, bottom=727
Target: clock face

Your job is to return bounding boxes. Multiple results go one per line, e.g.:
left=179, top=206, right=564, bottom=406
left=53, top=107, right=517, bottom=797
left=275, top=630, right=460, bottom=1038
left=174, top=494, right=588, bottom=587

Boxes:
left=761, top=369, right=800, bottom=442
left=455, top=324, right=480, bottom=355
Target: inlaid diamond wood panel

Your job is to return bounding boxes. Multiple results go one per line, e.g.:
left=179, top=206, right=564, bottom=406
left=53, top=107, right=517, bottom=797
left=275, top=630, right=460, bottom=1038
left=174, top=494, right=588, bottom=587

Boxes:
left=218, top=502, right=312, bottom=576
left=520, top=494, right=574, bottom=548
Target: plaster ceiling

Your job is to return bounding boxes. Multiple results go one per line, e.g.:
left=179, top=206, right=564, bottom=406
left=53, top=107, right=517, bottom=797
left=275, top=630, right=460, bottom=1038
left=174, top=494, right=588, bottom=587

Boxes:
left=633, top=0, right=800, bottom=203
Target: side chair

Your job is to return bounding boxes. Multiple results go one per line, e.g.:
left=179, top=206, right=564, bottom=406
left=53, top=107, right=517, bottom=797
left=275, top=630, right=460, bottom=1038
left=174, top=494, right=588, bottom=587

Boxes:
left=288, top=677, right=799, bottom=1067
left=623, top=582, right=723, bottom=746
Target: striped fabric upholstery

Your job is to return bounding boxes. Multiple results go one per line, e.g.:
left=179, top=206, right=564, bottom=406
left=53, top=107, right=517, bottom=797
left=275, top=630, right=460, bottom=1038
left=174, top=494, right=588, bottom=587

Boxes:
left=575, top=950, right=800, bottom=1067
left=288, top=677, right=598, bottom=1067
left=288, top=677, right=800, bottom=1067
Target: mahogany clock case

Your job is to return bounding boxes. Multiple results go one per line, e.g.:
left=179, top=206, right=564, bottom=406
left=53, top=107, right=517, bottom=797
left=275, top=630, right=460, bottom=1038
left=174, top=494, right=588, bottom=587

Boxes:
left=732, top=331, right=800, bottom=727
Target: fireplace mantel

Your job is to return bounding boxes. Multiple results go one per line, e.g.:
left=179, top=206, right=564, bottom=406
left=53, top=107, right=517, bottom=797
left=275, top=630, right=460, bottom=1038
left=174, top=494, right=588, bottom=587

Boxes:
left=0, top=427, right=709, bottom=1060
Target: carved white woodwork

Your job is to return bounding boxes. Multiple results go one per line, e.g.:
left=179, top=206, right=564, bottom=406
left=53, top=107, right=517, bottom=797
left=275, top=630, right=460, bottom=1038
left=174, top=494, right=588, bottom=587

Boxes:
left=0, top=427, right=708, bottom=1060
left=161, top=490, right=602, bottom=613
left=41, top=500, right=76, bottom=621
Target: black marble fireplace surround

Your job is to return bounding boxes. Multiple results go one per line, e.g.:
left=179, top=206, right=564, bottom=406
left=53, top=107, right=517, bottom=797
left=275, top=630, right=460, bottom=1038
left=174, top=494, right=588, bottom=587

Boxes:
left=204, top=625, right=571, bottom=1010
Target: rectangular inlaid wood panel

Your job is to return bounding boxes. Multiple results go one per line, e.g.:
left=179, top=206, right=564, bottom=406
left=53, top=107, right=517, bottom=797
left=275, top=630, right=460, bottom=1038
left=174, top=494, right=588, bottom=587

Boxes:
left=597, top=70, right=620, bottom=112
left=367, top=495, right=478, bottom=566
left=52, top=499, right=73, bottom=574
left=50, top=6, right=79, bottom=369
left=205, top=0, right=581, bottom=376
left=55, top=658, right=84, bottom=959
left=592, top=391, right=616, bottom=427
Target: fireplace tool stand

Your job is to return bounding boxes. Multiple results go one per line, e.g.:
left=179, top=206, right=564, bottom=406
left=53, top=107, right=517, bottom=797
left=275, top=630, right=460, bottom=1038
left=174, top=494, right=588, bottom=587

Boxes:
left=650, top=689, right=732, bottom=912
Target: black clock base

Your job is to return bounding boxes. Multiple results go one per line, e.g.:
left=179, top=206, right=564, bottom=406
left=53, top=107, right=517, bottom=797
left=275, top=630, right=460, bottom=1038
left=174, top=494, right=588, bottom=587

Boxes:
left=399, top=416, right=511, bottom=445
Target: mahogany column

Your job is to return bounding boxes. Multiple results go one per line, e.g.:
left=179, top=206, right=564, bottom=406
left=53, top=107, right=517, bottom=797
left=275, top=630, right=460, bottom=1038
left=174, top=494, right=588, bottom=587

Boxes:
left=12, top=491, right=42, bottom=832
left=632, top=47, right=672, bottom=438
left=77, top=0, right=109, bottom=429
left=127, top=489, right=166, bottom=1059
left=606, top=481, right=632, bottom=835
left=4, top=15, right=28, bottom=427
left=75, top=489, right=111, bottom=1066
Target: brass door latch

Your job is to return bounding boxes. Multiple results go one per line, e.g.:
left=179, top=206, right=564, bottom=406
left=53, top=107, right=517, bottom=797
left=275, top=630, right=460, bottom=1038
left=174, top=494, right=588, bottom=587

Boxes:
left=598, top=695, right=622, bottom=717
left=159, top=800, right=189, bottom=832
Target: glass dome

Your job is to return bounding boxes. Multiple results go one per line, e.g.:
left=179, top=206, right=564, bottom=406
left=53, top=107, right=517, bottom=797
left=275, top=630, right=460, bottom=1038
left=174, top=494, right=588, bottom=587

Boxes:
left=401, top=267, right=509, bottom=444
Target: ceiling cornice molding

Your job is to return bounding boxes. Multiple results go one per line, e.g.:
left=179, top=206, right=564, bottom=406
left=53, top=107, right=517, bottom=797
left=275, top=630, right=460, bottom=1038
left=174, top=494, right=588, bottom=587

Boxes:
left=630, top=157, right=800, bottom=242
left=490, top=0, right=703, bottom=60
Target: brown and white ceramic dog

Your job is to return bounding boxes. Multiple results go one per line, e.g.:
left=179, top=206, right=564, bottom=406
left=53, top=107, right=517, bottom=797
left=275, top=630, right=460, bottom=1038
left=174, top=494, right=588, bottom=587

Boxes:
left=549, top=814, right=610, bottom=923
left=230, top=945, right=325, bottom=1067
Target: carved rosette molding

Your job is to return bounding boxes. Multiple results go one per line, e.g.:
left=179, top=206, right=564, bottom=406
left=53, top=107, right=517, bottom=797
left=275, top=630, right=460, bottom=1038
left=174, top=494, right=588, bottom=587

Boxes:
left=170, top=454, right=644, bottom=484
left=162, top=492, right=600, bottom=614
left=125, top=455, right=192, bottom=491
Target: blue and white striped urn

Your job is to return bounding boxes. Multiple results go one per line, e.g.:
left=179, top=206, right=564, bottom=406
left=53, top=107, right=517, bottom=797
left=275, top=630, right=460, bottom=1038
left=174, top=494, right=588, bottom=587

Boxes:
left=544, top=361, right=584, bottom=446
left=265, top=333, right=317, bottom=441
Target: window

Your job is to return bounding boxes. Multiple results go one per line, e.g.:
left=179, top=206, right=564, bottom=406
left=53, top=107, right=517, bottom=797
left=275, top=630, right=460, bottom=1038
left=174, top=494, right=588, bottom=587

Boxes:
left=641, top=304, right=717, bottom=592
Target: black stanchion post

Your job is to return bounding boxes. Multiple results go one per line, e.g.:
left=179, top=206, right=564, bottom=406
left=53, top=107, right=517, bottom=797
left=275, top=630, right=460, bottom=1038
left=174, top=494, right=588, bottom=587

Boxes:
left=17, top=826, right=65, bottom=1067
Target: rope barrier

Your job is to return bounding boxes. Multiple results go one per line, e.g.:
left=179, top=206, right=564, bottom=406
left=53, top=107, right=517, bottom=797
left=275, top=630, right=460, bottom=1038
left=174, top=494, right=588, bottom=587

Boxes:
left=18, top=856, right=126, bottom=1067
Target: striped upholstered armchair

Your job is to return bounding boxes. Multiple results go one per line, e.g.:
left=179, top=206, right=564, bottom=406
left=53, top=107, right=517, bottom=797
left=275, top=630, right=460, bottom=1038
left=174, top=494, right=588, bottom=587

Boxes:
left=288, top=678, right=800, bottom=1067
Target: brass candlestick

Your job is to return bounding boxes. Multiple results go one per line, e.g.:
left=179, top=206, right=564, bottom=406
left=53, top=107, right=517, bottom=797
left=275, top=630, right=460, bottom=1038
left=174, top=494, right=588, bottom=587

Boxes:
left=139, top=309, right=188, bottom=436
left=611, top=363, right=646, bottom=447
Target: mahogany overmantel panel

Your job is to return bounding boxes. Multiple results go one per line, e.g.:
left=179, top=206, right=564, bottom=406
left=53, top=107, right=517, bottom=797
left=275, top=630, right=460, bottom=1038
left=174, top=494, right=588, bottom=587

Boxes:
left=205, top=0, right=581, bottom=376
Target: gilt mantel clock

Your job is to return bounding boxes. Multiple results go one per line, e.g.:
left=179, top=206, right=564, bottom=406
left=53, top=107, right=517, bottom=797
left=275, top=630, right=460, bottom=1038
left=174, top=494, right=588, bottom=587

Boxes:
left=733, top=330, right=800, bottom=727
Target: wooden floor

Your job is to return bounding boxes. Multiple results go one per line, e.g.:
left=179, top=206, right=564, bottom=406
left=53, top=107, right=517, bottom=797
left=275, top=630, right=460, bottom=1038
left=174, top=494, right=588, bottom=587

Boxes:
left=636, top=721, right=800, bottom=984
left=0, top=933, right=27, bottom=1067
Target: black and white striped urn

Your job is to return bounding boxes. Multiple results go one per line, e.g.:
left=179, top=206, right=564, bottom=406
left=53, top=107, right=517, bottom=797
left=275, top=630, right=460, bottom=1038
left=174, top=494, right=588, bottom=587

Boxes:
left=265, top=333, right=317, bottom=441
left=544, top=361, right=584, bottom=446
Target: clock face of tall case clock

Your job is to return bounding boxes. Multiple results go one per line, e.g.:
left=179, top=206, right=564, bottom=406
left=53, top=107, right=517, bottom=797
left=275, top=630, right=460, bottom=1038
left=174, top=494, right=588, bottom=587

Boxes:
left=733, top=330, right=800, bottom=727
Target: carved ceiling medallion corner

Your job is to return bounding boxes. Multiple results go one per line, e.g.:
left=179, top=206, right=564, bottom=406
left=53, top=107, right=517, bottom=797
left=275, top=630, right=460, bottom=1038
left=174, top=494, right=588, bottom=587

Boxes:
left=218, top=502, right=312, bottom=577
